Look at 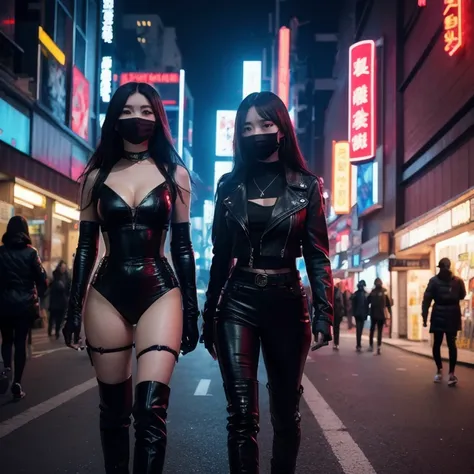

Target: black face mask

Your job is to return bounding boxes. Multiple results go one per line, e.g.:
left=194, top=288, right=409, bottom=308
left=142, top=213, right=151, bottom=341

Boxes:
left=116, top=118, right=155, bottom=145
left=240, top=132, right=280, bottom=163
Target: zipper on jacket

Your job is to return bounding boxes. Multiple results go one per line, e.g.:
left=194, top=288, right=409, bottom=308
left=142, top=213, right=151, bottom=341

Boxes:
left=131, top=208, right=137, bottom=230
left=281, top=215, right=292, bottom=258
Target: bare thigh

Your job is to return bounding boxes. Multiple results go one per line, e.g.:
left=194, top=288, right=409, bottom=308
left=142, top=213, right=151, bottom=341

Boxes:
left=84, top=287, right=134, bottom=384
left=135, top=287, right=183, bottom=386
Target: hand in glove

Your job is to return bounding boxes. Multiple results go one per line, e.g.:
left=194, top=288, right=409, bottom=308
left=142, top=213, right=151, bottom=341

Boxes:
left=170, top=222, right=200, bottom=356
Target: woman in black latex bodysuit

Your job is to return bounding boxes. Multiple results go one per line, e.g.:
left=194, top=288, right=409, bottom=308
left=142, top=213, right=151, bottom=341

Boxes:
left=201, top=92, right=334, bottom=474
left=62, top=82, right=199, bottom=474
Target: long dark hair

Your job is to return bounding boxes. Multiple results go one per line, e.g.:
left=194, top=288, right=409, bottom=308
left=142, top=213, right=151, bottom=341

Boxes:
left=80, top=82, right=189, bottom=208
left=2, top=215, right=32, bottom=248
left=231, top=92, right=312, bottom=178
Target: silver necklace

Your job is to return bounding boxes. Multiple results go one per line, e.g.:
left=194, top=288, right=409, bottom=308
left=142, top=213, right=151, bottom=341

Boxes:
left=124, top=150, right=151, bottom=163
left=253, top=173, right=280, bottom=198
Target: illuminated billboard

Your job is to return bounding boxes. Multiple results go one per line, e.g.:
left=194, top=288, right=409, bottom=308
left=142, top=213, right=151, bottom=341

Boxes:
left=277, top=27, right=290, bottom=108
left=242, top=61, right=262, bottom=99
left=71, top=66, right=90, bottom=141
left=332, top=141, right=351, bottom=215
left=214, top=161, right=233, bottom=193
left=215, top=110, right=236, bottom=157
left=348, top=39, right=376, bottom=163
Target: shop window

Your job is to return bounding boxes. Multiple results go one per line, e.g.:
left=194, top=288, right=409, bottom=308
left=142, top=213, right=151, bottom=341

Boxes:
left=75, top=0, right=87, bottom=33
left=43, top=0, right=55, bottom=39
left=74, top=30, right=86, bottom=73
left=58, top=0, right=74, bottom=14
left=55, top=2, right=72, bottom=54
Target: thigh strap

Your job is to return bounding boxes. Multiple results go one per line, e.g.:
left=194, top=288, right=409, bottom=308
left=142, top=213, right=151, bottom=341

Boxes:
left=136, top=344, right=179, bottom=363
left=86, top=339, right=135, bottom=354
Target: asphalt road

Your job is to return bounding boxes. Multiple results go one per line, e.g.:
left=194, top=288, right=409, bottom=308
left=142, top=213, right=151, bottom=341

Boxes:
left=1, top=330, right=473, bottom=474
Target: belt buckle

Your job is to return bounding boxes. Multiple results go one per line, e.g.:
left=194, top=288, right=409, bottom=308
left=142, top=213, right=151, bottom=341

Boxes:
left=255, top=273, right=268, bottom=288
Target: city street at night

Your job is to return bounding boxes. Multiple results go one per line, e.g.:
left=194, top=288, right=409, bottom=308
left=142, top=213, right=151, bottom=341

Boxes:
left=1, top=330, right=473, bottom=474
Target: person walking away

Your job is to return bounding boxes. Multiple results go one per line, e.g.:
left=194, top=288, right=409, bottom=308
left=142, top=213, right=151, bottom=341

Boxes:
left=48, top=260, right=71, bottom=339
left=351, top=280, right=369, bottom=352
left=333, top=280, right=345, bottom=350
left=342, top=283, right=353, bottom=330
left=0, top=216, right=48, bottom=399
left=422, top=258, right=466, bottom=386
left=367, top=278, right=391, bottom=355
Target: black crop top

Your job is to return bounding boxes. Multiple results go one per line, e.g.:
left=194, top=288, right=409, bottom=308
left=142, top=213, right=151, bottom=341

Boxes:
left=244, top=160, right=287, bottom=269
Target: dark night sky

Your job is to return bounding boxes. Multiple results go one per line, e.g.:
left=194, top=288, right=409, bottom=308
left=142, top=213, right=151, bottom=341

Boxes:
left=123, top=0, right=339, bottom=193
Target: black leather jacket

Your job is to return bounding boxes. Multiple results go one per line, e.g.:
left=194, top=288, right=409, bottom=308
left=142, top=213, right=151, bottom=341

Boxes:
left=203, top=168, right=334, bottom=333
left=0, top=239, right=48, bottom=317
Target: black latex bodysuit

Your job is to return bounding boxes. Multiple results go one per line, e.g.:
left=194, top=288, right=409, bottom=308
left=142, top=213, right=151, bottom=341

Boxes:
left=91, top=181, right=179, bottom=326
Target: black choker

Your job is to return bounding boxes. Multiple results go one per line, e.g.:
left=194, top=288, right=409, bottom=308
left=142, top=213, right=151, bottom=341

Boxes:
left=124, top=150, right=151, bottom=163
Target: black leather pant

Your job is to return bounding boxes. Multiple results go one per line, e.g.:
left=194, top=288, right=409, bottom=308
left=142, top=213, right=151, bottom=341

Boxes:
left=215, top=268, right=311, bottom=474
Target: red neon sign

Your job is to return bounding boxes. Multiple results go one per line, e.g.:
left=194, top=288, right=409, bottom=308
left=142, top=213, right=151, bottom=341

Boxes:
left=277, top=27, right=290, bottom=108
left=348, top=40, right=376, bottom=163
left=418, top=0, right=426, bottom=6
left=119, top=72, right=179, bottom=85
left=443, top=0, right=463, bottom=56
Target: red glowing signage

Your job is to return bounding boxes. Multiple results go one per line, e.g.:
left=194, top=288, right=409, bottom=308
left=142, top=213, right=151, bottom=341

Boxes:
left=277, top=27, right=290, bottom=108
left=71, top=66, right=90, bottom=141
left=348, top=39, right=376, bottom=163
left=418, top=0, right=426, bottom=6
left=119, top=72, right=179, bottom=85
left=443, top=0, right=463, bottom=56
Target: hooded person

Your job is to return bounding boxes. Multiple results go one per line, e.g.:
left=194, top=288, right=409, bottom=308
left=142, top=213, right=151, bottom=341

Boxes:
left=422, top=258, right=466, bottom=386
left=351, top=280, right=369, bottom=351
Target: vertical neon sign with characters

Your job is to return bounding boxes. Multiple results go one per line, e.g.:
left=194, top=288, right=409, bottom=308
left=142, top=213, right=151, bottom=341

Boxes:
left=443, top=0, right=463, bottom=56
left=348, top=40, right=376, bottom=163
left=100, top=0, right=114, bottom=113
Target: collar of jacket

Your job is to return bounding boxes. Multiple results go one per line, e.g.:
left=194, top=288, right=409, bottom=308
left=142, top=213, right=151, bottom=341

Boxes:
left=221, top=167, right=311, bottom=237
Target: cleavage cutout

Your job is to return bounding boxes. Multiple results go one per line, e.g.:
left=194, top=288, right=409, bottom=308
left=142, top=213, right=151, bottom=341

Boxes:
left=248, top=197, right=277, bottom=207
left=103, top=181, right=167, bottom=210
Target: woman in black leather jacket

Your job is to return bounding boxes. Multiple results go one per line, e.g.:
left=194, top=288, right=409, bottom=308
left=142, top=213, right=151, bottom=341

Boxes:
left=62, top=82, right=199, bottom=473
left=201, top=92, right=334, bottom=474
left=0, top=215, right=48, bottom=399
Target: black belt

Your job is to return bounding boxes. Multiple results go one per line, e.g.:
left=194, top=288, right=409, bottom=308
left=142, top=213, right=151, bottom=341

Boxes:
left=232, top=268, right=300, bottom=288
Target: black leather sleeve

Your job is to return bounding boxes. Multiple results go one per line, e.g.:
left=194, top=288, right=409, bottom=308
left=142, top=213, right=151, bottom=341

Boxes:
left=302, top=178, right=334, bottom=341
left=63, top=221, right=100, bottom=345
left=30, top=248, right=48, bottom=298
left=202, top=184, right=233, bottom=326
left=170, top=222, right=199, bottom=354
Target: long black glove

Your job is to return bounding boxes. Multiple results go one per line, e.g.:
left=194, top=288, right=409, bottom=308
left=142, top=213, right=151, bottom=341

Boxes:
left=63, top=221, right=100, bottom=346
left=170, top=222, right=200, bottom=355
left=302, top=178, right=334, bottom=343
left=201, top=179, right=233, bottom=357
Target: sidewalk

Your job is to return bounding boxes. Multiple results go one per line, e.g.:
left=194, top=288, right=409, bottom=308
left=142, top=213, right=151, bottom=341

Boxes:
left=340, top=329, right=474, bottom=368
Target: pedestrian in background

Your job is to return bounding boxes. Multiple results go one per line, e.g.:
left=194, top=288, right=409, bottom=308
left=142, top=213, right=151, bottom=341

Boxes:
left=422, top=258, right=466, bottom=386
left=351, top=280, right=369, bottom=352
left=48, top=260, right=71, bottom=339
left=0, top=216, right=48, bottom=400
left=333, top=279, right=345, bottom=350
left=367, top=278, right=391, bottom=355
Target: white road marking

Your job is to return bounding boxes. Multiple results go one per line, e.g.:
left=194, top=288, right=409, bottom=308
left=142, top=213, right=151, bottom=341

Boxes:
left=396, top=368, right=407, bottom=371
left=194, top=379, right=211, bottom=396
left=31, top=348, right=69, bottom=359
left=0, top=378, right=97, bottom=439
left=302, top=373, right=377, bottom=474
left=352, top=374, right=359, bottom=377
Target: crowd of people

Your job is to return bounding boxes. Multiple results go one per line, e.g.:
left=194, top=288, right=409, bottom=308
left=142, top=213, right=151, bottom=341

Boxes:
left=0, top=86, right=467, bottom=474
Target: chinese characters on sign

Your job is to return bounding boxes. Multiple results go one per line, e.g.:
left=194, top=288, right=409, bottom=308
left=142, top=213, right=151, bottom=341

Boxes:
left=101, top=0, right=114, bottom=44
left=443, top=0, right=463, bottom=56
left=332, top=141, right=351, bottom=215
left=348, top=40, right=376, bottom=163
left=119, top=72, right=180, bottom=85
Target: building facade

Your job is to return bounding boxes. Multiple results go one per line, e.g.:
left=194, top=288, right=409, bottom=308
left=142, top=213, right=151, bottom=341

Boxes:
left=323, top=0, right=474, bottom=347
left=0, top=0, right=101, bottom=272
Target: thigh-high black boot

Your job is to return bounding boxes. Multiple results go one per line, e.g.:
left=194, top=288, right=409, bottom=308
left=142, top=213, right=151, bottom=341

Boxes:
left=98, top=377, right=133, bottom=473
left=132, top=381, right=170, bottom=474
left=225, top=379, right=260, bottom=474
left=268, top=384, right=304, bottom=474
